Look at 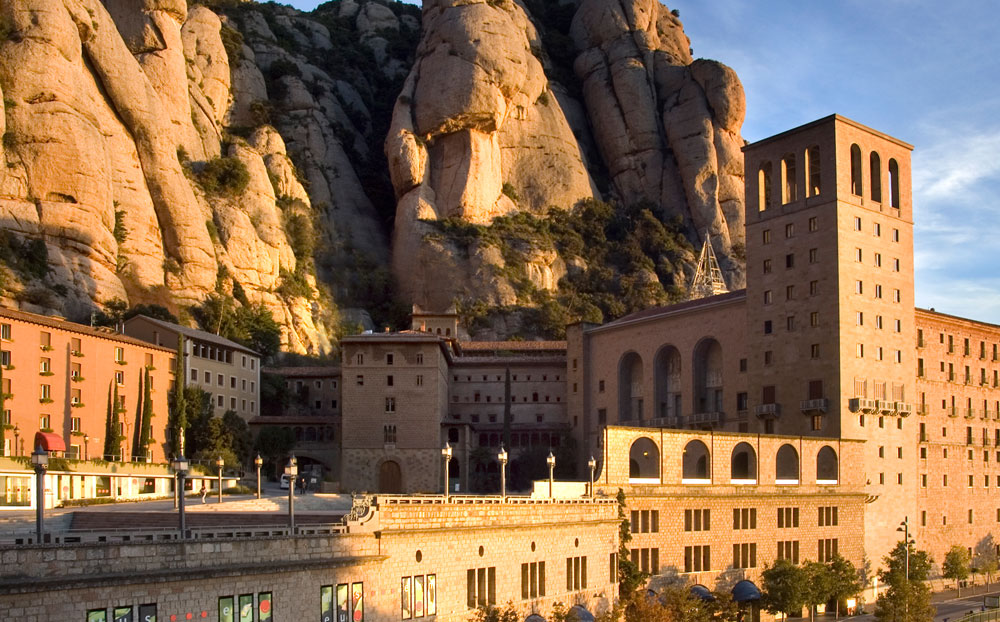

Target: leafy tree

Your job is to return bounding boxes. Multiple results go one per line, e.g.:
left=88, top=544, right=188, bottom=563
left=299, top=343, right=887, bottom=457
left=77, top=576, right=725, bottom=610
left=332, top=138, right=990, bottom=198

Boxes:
left=873, top=542, right=935, bottom=622
left=615, top=489, right=646, bottom=601
left=974, top=535, right=1000, bottom=590
left=655, top=584, right=736, bottom=622
left=221, top=410, right=252, bottom=466
left=761, top=558, right=808, bottom=620
left=826, top=554, right=863, bottom=618
left=623, top=593, right=674, bottom=622
left=253, top=426, right=295, bottom=479
left=260, top=372, right=290, bottom=415
left=803, top=560, right=834, bottom=621
left=471, top=603, right=519, bottom=622
left=193, top=296, right=282, bottom=361
left=943, top=545, right=971, bottom=596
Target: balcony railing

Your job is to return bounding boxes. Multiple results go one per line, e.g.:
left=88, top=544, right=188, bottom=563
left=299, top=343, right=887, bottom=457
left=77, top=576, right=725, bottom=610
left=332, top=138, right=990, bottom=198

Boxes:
left=689, top=411, right=723, bottom=425
left=800, top=398, right=829, bottom=414
left=753, top=403, right=780, bottom=418
left=877, top=400, right=895, bottom=414
left=965, top=408, right=976, bottom=419
left=948, top=407, right=958, bottom=418
left=917, top=404, right=928, bottom=416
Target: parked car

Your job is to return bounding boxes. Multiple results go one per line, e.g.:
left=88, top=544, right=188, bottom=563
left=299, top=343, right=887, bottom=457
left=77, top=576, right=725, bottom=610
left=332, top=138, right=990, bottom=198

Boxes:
left=279, top=474, right=291, bottom=489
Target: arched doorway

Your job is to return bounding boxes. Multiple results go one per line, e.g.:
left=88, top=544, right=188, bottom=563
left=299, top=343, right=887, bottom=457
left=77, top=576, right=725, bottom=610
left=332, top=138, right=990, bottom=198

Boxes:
left=653, top=345, right=682, bottom=424
left=618, top=352, right=644, bottom=422
left=692, top=338, right=723, bottom=417
left=378, top=460, right=402, bottom=493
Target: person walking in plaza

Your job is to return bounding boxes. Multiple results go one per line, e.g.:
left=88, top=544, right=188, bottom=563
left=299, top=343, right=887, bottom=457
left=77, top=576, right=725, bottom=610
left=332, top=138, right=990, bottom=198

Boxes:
left=200, top=481, right=207, bottom=503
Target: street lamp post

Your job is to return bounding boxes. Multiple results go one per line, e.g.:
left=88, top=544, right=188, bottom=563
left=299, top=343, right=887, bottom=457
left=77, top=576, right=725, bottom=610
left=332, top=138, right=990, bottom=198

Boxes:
left=897, top=517, right=911, bottom=581
left=30, top=445, right=48, bottom=543
left=216, top=456, right=224, bottom=503
left=286, top=455, right=298, bottom=532
left=547, top=451, right=556, bottom=499
left=83, top=434, right=89, bottom=461
left=442, top=443, right=452, bottom=501
left=588, top=456, right=597, bottom=499
left=172, top=455, right=189, bottom=537
left=254, top=454, right=263, bottom=499
left=13, top=424, right=19, bottom=456
left=498, top=446, right=508, bottom=501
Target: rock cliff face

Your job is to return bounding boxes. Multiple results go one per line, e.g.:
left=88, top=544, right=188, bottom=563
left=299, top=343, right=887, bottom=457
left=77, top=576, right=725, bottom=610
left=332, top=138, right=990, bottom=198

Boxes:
left=0, top=0, right=747, bottom=345
left=386, top=0, right=746, bottom=314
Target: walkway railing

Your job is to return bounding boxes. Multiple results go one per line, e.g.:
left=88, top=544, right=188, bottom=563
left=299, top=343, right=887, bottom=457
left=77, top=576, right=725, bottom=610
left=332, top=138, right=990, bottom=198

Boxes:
left=2, top=522, right=347, bottom=546
left=954, top=609, right=1000, bottom=622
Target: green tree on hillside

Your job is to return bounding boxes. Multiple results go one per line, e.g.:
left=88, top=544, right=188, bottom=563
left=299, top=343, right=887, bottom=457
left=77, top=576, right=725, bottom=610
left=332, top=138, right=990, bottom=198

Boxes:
left=873, top=541, right=934, bottom=622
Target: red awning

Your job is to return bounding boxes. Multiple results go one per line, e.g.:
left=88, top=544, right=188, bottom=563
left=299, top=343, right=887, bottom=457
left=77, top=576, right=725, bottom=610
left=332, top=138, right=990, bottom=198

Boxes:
left=33, top=432, right=66, bottom=453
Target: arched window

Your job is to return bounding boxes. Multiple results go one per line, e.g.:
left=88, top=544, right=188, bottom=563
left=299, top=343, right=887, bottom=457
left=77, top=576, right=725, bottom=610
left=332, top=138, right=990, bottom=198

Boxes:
left=731, top=442, right=757, bottom=481
left=758, top=162, right=772, bottom=211
left=781, top=154, right=797, bottom=204
left=888, top=159, right=900, bottom=208
left=850, top=144, right=863, bottom=196
left=870, top=152, right=882, bottom=202
left=682, top=440, right=711, bottom=481
left=654, top=345, right=682, bottom=423
left=693, top=338, right=723, bottom=416
left=806, top=145, right=821, bottom=196
left=817, top=446, right=839, bottom=483
left=775, top=444, right=799, bottom=482
left=629, top=437, right=660, bottom=480
left=618, top=352, right=644, bottom=422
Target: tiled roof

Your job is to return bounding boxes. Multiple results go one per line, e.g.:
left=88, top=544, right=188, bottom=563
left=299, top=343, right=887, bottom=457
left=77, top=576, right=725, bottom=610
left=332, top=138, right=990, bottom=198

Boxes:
left=599, top=289, right=746, bottom=328
left=458, top=341, right=567, bottom=352
left=264, top=366, right=341, bottom=377
left=125, top=315, right=259, bottom=356
left=0, top=306, right=175, bottom=352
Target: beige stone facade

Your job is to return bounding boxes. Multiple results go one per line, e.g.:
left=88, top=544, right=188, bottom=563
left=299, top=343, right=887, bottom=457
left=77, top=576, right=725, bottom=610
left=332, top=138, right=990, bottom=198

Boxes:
left=125, top=315, right=261, bottom=422
left=599, top=426, right=865, bottom=594
left=0, top=496, right=619, bottom=622
left=0, top=307, right=174, bottom=464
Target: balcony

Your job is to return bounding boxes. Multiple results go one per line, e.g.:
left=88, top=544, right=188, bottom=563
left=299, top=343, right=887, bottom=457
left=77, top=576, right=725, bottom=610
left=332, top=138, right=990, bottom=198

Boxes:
left=895, top=402, right=913, bottom=417
left=964, top=408, right=976, bottom=419
left=800, top=398, right=829, bottom=414
left=689, top=411, right=723, bottom=426
left=877, top=400, right=895, bottom=414
left=948, top=407, right=958, bottom=418
left=753, top=403, right=780, bottom=418
left=917, top=404, right=928, bottom=416
left=848, top=398, right=877, bottom=413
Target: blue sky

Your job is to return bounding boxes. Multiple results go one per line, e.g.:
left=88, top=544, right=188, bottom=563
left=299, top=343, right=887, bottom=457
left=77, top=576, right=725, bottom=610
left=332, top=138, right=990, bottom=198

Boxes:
left=290, top=0, right=1000, bottom=322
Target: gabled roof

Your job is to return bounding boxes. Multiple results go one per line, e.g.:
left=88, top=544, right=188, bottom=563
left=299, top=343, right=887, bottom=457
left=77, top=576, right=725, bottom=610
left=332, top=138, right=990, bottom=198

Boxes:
left=0, top=306, right=174, bottom=352
left=125, top=315, right=259, bottom=356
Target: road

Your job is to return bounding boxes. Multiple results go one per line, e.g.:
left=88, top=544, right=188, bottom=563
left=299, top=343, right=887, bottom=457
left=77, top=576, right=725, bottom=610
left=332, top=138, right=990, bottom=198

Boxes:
left=849, top=591, right=999, bottom=622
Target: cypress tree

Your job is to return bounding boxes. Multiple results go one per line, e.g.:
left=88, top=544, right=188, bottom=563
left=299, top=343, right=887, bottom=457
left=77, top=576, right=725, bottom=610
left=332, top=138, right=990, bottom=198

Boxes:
left=169, top=334, right=188, bottom=457
left=138, top=367, right=154, bottom=460
left=131, top=372, right=144, bottom=460
left=0, top=359, right=5, bottom=456
left=103, top=382, right=114, bottom=460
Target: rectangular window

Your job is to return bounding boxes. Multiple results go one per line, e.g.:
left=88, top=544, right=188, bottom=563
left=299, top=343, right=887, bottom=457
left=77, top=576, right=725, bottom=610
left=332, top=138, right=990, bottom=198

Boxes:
left=683, top=546, right=709, bottom=573
left=777, top=541, right=800, bottom=564
left=763, top=259, right=772, bottom=274
left=777, top=507, right=799, bottom=528
left=785, top=223, right=794, bottom=238
left=114, top=346, right=124, bottom=363
left=809, top=217, right=818, bottom=231
left=763, top=230, right=771, bottom=244
left=785, top=254, right=794, bottom=268
left=809, top=248, right=818, bottom=263
left=854, top=217, right=862, bottom=231
left=0, top=324, right=9, bottom=340
left=520, top=561, right=546, bottom=599
left=733, top=508, right=757, bottom=530
left=818, top=506, right=839, bottom=527
left=810, top=311, right=819, bottom=326
left=684, top=508, right=711, bottom=532
left=466, top=567, right=496, bottom=608
left=385, top=397, right=396, bottom=413
left=732, top=543, right=757, bottom=569
left=818, top=539, right=839, bottom=563
left=565, top=557, right=587, bottom=591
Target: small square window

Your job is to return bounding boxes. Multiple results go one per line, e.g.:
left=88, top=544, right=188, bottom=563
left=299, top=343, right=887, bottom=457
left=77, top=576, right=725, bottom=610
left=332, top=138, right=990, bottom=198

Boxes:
left=785, top=254, right=794, bottom=269
left=808, top=217, right=818, bottom=232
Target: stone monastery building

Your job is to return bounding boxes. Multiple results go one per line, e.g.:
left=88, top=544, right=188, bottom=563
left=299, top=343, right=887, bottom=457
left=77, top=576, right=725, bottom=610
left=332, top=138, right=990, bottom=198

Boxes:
left=342, top=115, right=1000, bottom=583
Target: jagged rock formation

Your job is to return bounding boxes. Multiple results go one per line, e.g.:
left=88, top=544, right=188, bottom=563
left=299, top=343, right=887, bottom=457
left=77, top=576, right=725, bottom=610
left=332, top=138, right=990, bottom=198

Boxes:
left=385, top=0, right=747, bottom=315
left=387, top=0, right=599, bottom=311
left=0, top=0, right=749, bottom=345
left=570, top=0, right=746, bottom=284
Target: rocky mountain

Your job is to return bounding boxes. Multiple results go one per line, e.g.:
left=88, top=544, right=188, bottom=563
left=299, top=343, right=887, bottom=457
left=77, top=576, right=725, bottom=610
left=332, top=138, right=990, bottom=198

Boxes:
left=0, top=0, right=745, bottom=348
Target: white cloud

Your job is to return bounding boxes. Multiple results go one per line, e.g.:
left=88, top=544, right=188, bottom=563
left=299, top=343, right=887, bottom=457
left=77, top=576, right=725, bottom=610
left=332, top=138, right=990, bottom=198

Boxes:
left=913, top=128, right=1000, bottom=201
